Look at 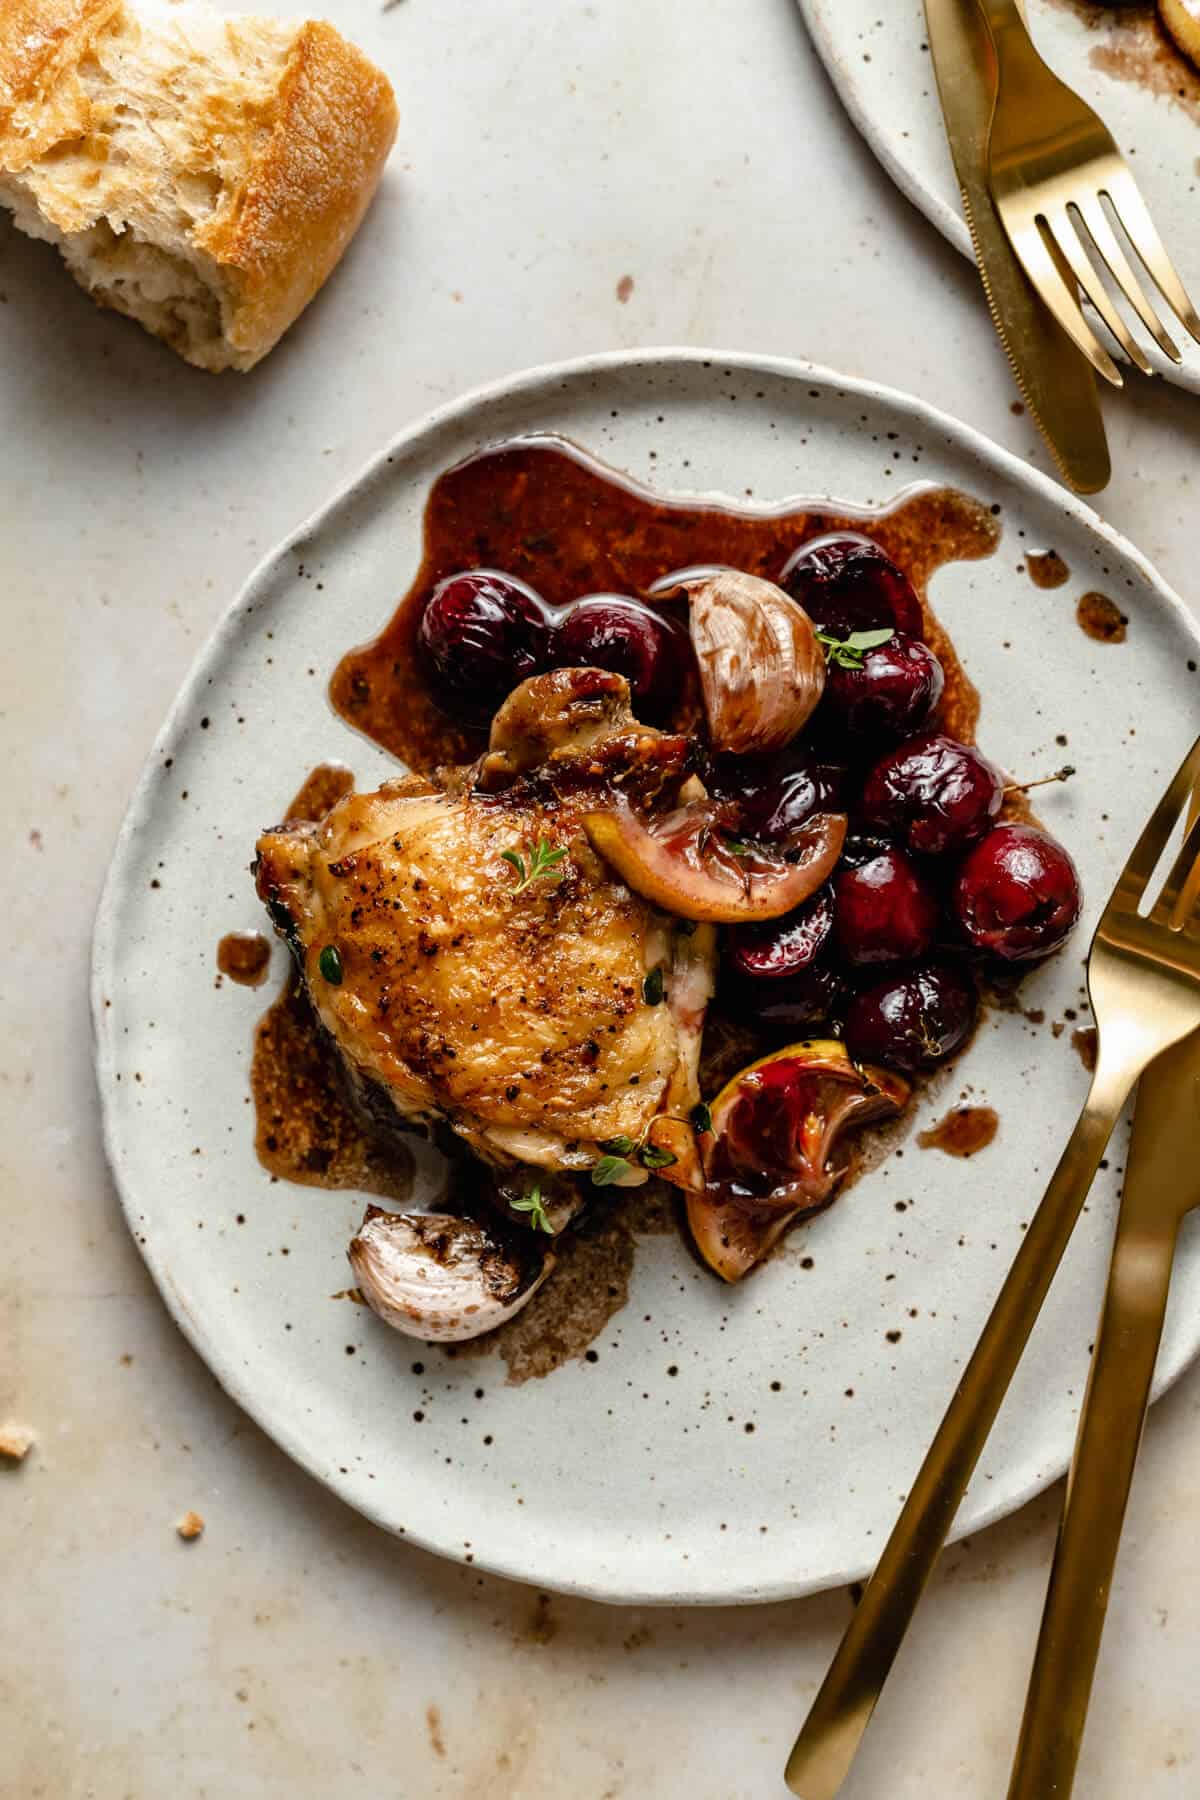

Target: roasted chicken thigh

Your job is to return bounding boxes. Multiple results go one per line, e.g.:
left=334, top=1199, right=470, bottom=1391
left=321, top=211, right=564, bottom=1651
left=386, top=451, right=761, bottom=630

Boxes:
left=255, top=669, right=716, bottom=1178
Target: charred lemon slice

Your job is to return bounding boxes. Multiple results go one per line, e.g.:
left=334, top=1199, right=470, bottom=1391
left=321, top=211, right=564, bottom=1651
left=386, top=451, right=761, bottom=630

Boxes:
left=687, top=1039, right=910, bottom=1282
left=584, top=801, right=845, bottom=924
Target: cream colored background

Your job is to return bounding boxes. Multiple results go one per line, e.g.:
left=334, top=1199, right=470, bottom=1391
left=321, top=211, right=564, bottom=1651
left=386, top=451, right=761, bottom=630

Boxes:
left=3, top=0, right=1199, bottom=1794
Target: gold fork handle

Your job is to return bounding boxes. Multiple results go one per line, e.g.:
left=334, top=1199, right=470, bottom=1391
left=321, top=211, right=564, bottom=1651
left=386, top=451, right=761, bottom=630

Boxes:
left=977, top=0, right=1053, bottom=130
left=785, top=1062, right=1130, bottom=1800
left=978, top=0, right=1037, bottom=42
left=1007, top=1060, right=1190, bottom=1799
left=978, top=0, right=1029, bottom=32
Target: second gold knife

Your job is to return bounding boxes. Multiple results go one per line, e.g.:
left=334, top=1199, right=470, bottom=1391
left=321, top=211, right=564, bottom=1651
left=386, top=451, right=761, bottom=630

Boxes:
left=924, top=0, right=1110, bottom=492
left=1007, top=1030, right=1200, bottom=1797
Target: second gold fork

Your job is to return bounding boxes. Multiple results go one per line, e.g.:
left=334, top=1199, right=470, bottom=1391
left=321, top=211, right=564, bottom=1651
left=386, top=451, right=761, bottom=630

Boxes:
left=785, top=734, right=1200, bottom=1800
left=980, top=0, right=1200, bottom=384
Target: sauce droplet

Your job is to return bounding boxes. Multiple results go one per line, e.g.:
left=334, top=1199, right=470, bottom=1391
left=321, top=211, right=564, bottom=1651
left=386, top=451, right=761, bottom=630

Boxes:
left=1025, top=549, right=1070, bottom=589
left=285, top=762, right=355, bottom=824
left=917, top=1105, right=999, bottom=1158
left=1077, top=592, right=1127, bottom=644
left=217, top=930, right=272, bottom=987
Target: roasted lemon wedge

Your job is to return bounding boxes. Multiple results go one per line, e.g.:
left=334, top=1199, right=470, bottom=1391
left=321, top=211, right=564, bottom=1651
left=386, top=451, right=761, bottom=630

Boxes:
left=686, top=1038, right=910, bottom=1282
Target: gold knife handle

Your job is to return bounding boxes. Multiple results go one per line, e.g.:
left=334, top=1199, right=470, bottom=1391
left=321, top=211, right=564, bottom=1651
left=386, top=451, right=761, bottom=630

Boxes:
left=785, top=1063, right=1129, bottom=1800
left=1007, top=1065, right=1189, bottom=1799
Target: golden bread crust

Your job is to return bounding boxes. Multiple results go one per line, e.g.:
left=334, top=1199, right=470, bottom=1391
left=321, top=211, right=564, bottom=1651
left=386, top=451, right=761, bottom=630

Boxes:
left=199, top=21, right=398, bottom=365
left=0, top=3, right=398, bottom=370
left=0, top=0, right=121, bottom=164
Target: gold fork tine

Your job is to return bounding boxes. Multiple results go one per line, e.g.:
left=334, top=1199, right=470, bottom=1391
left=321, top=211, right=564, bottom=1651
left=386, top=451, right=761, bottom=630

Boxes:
left=1102, top=168, right=1200, bottom=344
left=979, top=0, right=1200, bottom=375
left=1070, top=194, right=1181, bottom=364
left=1151, top=811, right=1200, bottom=930
left=1041, top=206, right=1152, bottom=375
left=1000, top=218, right=1122, bottom=386
left=1111, top=739, right=1200, bottom=913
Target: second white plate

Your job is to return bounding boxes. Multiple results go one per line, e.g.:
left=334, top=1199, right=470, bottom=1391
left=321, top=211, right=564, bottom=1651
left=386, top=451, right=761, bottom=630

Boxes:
left=801, top=0, right=1200, bottom=393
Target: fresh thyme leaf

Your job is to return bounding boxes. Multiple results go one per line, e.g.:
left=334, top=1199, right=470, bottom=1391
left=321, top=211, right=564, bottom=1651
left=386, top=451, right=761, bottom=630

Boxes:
left=690, top=1102, right=713, bottom=1135
left=639, top=1143, right=678, bottom=1170
left=721, top=836, right=754, bottom=858
left=591, top=1154, right=633, bottom=1186
left=318, top=944, right=343, bottom=985
left=531, top=837, right=568, bottom=875
left=816, top=625, right=895, bottom=670
left=600, top=1134, right=637, bottom=1156
left=504, top=836, right=568, bottom=895
left=511, top=1185, right=555, bottom=1234
left=642, top=966, right=665, bottom=1005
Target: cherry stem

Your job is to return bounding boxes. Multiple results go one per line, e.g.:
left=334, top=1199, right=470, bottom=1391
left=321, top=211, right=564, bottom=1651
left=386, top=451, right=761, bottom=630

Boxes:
left=1003, top=764, right=1076, bottom=796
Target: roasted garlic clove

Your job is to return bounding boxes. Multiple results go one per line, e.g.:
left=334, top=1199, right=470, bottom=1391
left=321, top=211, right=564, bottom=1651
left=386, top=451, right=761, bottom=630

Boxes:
left=348, top=1207, right=554, bottom=1342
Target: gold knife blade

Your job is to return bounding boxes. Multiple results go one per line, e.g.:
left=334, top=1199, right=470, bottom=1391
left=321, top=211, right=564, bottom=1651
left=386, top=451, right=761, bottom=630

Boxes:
left=924, top=0, right=1110, bottom=493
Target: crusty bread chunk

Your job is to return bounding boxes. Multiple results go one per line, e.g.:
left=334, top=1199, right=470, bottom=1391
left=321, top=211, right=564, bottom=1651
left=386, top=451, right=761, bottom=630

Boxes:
left=0, top=0, right=398, bottom=369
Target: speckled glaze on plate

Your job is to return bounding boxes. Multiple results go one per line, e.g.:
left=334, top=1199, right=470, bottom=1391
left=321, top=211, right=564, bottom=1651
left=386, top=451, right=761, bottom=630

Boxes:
left=801, top=0, right=1200, bottom=393
left=93, top=350, right=1200, bottom=1604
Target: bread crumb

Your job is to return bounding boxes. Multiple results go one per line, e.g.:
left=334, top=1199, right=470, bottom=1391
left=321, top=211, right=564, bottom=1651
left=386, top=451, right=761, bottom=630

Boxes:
left=176, top=1510, right=205, bottom=1541
left=0, top=1422, right=35, bottom=1461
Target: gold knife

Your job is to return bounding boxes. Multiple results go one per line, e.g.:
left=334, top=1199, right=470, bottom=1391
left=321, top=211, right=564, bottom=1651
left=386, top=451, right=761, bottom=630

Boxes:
left=924, top=0, right=1110, bottom=492
left=1005, top=1030, right=1200, bottom=1798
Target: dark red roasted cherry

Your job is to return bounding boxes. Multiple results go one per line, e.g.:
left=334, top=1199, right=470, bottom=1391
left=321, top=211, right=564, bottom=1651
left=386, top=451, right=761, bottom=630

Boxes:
left=824, top=635, right=944, bottom=740
left=953, top=824, right=1082, bottom=962
left=553, top=594, right=688, bottom=718
left=844, top=962, right=977, bottom=1073
left=834, top=849, right=938, bottom=966
left=707, top=746, right=847, bottom=843
left=862, top=732, right=1003, bottom=856
left=419, top=571, right=552, bottom=718
left=726, top=885, right=836, bottom=979
left=781, top=533, right=924, bottom=640
left=725, top=963, right=846, bottom=1036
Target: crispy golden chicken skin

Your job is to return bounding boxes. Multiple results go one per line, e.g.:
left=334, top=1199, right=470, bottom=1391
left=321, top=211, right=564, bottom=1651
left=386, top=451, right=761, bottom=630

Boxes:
left=255, top=670, right=715, bottom=1174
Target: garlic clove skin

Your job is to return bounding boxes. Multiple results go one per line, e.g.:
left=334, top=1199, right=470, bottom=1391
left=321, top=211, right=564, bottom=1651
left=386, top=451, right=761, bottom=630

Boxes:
left=348, top=1207, right=554, bottom=1342
left=673, top=570, right=826, bottom=755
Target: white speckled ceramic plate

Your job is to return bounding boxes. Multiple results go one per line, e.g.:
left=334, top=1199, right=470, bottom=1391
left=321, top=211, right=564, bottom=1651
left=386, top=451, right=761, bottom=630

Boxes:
left=94, top=349, right=1200, bottom=1604
left=801, top=0, right=1200, bottom=393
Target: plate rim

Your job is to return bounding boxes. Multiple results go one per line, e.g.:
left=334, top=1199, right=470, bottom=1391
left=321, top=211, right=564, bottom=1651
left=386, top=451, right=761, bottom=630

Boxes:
left=92, top=345, right=1200, bottom=1604
left=797, top=0, right=1200, bottom=399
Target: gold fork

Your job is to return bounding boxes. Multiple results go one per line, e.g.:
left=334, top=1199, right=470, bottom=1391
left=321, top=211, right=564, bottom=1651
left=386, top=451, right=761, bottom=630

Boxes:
left=1006, top=1027, right=1200, bottom=1798
left=980, top=0, right=1200, bottom=386
left=785, top=734, right=1200, bottom=1800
